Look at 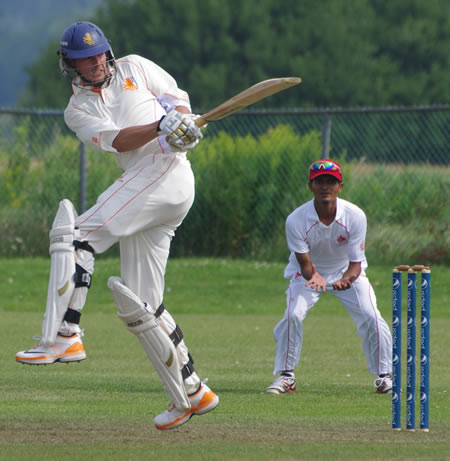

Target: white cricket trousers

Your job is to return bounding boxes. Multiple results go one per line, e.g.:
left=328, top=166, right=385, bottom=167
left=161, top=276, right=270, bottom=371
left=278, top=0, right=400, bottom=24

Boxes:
left=74, top=153, right=195, bottom=368
left=76, top=153, right=194, bottom=305
left=272, top=271, right=392, bottom=376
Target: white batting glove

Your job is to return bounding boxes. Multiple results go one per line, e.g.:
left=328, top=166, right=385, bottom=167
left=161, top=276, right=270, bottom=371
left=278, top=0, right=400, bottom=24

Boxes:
left=160, top=133, right=201, bottom=153
left=157, top=110, right=203, bottom=149
left=168, top=138, right=201, bottom=153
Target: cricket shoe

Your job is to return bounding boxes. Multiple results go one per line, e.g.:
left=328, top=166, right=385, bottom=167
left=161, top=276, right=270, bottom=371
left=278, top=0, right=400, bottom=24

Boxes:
left=265, top=374, right=297, bottom=394
left=16, top=333, right=86, bottom=365
left=154, top=382, right=219, bottom=430
left=374, top=374, right=393, bottom=394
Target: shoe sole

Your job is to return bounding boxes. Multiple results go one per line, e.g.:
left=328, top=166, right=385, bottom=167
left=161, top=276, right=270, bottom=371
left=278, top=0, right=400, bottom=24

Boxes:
left=16, top=353, right=87, bottom=365
left=155, top=393, right=220, bottom=430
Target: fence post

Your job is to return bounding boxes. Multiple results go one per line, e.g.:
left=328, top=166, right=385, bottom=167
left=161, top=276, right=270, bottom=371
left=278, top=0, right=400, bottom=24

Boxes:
left=322, top=111, right=331, bottom=158
left=79, top=142, right=86, bottom=214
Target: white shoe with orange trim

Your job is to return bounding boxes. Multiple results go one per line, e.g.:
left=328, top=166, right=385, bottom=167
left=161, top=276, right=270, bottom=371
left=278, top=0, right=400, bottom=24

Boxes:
left=16, top=333, right=86, bottom=365
left=154, top=382, right=219, bottom=430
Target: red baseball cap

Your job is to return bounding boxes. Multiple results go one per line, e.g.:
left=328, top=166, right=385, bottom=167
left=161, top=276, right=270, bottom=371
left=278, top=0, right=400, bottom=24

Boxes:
left=309, top=159, right=342, bottom=182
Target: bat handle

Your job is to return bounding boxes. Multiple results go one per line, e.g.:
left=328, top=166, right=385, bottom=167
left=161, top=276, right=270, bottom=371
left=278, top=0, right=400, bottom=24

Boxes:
left=195, top=116, right=208, bottom=128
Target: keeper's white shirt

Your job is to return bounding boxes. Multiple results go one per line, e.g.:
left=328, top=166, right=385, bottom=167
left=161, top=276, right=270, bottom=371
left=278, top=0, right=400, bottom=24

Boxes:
left=284, top=197, right=368, bottom=279
left=64, top=54, right=191, bottom=171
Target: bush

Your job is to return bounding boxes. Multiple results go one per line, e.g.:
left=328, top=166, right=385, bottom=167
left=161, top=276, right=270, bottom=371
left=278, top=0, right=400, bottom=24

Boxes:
left=173, top=126, right=327, bottom=259
left=0, top=129, right=120, bottom=256
left=343, top=162, right=449, bottom=265
left=0, top=122, right=447, bottom=265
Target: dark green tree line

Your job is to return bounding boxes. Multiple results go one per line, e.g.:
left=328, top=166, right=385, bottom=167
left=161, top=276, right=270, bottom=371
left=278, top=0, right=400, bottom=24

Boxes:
left=20, top=0, right=450, bottom=110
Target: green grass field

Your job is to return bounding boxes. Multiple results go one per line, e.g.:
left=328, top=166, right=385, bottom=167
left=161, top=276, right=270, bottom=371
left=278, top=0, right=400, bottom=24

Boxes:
left=1, top=258, right=449, bottom=460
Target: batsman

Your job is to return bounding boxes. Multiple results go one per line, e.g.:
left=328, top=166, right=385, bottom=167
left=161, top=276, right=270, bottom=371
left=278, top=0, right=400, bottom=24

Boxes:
left=16, top=21, right=219, bottom=430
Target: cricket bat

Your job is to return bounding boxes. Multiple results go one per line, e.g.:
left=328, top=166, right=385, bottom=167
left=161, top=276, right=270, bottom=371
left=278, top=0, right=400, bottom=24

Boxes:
left=194, top=77, right=301, bottom=127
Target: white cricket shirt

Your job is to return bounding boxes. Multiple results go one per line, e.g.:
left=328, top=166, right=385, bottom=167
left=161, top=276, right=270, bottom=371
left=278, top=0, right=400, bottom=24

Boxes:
left=64, top=54, right=191, bottom=171
left=284, top=197, right=368, bottom=278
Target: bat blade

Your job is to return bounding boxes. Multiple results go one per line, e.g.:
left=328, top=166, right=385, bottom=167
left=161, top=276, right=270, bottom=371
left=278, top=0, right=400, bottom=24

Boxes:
left=195, top=77, right=301, bottom=127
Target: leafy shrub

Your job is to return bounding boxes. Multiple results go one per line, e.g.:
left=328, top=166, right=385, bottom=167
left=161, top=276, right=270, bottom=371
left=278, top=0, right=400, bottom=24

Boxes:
left=0, top=129, right=120, bottom=256
left=174, top=126, right=338, bottom=259
left=0, top=122, right=447, bottom=265
left=342, top=163, right=449, bottom=265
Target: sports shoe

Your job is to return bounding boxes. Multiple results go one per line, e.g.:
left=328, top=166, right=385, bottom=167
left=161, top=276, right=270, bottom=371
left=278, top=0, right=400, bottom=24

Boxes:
left=16, top=333, right=86, bottom=365
left=154, top=382, right=219, bottom=430
left=374, top=374, right=393, bottom=394
left=265, top=374, right=297, bottom=394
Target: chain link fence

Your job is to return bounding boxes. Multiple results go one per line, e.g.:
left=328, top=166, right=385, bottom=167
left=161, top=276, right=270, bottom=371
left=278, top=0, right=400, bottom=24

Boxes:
left=0, top=105, right=448, bottom=265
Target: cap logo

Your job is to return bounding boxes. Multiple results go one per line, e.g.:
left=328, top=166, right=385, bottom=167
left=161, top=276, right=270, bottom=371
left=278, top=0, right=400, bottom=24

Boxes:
left=83, top=33, right=95, bottom=46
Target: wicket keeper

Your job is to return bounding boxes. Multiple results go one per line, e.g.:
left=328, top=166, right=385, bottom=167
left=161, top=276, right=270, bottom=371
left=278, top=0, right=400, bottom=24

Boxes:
left=265, top=159, right=393, bottom=395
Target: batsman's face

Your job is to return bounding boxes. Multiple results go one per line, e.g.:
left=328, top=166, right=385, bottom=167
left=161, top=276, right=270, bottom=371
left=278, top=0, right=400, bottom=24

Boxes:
left=308, top=175, right=343, bottom=203
left=73, top=53, right=108, bottom=83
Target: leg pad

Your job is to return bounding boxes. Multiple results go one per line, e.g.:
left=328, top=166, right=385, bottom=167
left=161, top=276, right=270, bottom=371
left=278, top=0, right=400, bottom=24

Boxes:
left=108, top=276, right=190, bottom=410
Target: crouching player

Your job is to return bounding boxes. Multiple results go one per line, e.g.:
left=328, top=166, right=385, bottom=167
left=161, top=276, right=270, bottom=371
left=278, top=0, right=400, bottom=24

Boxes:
left=265, top=159, right=393, bottom=395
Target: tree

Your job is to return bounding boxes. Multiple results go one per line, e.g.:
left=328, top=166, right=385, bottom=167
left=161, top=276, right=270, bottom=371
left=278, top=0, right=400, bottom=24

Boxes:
left=20, top=0, right=450, bottom=109
left=20, top=42, right=72, bottom=109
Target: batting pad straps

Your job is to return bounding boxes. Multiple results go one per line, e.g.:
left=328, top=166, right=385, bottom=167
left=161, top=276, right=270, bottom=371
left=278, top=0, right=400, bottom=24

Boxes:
left=152, top=302, right=195, bottom=378
left=152, top=302, right=195, bottom=379
left=63, top=308, right=81, bottom=325
left=74, top=263, right=92, bottom=288
left=182, top=353, right=195, bottom=380
left=153, top=303, right=183, bottom=347
left=73, top=239, right=95, bottom=255
left=154, top=303, right=165, bottom=318
left=72, top=240, right=95, bottom=289
left=169, top=325, right=184, bottom=348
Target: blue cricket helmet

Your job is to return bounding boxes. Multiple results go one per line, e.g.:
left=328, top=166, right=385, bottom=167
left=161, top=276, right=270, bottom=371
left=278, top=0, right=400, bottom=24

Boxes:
left=58, top=22, right=111, bottom=59
left=58, top=21, right=116, bottom=88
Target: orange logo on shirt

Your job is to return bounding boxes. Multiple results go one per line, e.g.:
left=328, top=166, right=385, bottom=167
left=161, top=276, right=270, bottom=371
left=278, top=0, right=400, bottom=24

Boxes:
left=123, top=77, right=138, bottom=91
left=83, top=33, right=95, bottom=45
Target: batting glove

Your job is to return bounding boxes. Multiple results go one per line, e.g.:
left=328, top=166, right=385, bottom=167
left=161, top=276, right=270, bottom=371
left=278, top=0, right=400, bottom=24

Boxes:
left=157, top=110, right=203, bottom=149
left=168, top=138, right=201, bottom=152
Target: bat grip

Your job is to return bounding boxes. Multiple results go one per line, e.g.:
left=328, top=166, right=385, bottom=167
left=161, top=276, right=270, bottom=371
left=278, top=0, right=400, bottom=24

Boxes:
left=194, top=116, right=207, bottom=128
